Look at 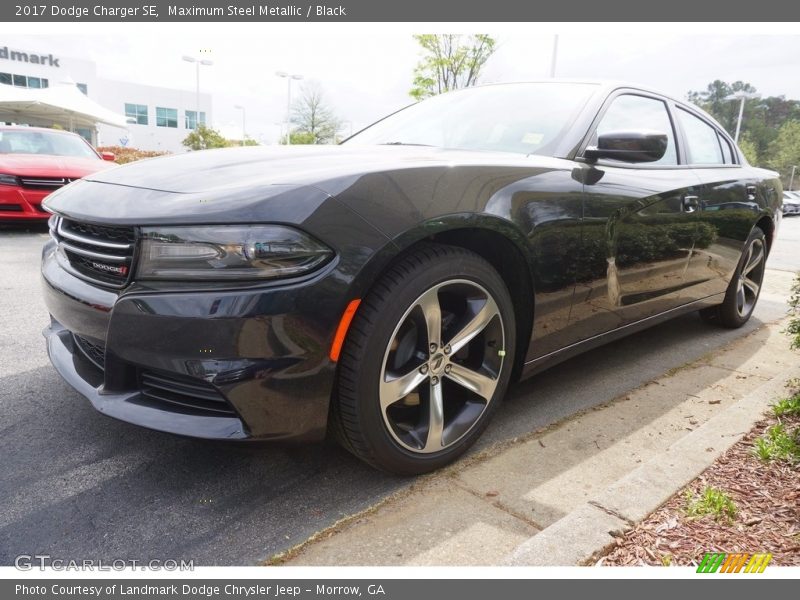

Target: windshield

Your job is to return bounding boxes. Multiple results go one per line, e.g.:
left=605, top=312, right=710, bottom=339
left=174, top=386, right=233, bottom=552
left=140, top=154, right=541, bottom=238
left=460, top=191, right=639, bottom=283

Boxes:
left=0, top=129, right=98, bottom=159
left=344, top=82, right=598, bottom=156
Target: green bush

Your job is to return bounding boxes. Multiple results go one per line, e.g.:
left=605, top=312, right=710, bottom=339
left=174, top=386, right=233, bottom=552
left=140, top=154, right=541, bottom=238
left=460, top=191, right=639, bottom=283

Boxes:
left=96, top=146, right=170, bottom=164
left=182, top=125, right=230, bottom=151
left=684, top=486, right=738, bottom=523
left=753, top=423, right=800, bottom=465
left=788, top=275, right=800, bottom=350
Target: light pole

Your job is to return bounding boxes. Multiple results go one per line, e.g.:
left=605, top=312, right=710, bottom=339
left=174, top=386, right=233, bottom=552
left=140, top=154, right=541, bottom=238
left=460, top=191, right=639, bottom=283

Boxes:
left=724, top=91, right=759, bottom=143
left=275, top=71, right=303, bottom=145
left=340, top=120, right=354, bottom=139
left=234, top=104, right=246, bottom=145
left=549, top=34, right=559, bottom=78
left=182, top=55, right=213, bottom=124
left=274, top=122, right=286, bottom=145
left=790, top=165, right=797, bottom=191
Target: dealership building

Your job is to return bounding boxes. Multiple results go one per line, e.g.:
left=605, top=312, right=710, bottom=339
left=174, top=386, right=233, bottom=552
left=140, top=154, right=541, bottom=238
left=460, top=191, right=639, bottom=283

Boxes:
left=0, top=43, right=212, bottom=152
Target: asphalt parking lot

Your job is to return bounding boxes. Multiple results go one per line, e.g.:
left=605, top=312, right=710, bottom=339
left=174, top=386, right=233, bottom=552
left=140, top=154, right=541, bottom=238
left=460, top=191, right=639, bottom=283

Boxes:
left=1, top=217, right=798, bottom=566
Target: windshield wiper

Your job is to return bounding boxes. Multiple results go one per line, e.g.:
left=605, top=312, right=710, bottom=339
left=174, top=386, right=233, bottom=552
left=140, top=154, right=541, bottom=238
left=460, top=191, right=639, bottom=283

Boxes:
left=379, top=142, right=434, bottom=147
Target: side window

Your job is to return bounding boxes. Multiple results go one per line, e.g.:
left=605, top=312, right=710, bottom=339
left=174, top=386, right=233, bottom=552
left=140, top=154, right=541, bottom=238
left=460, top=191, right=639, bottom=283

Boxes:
left=595, top=94, right=677, bottom=165
left=718, top=133, right=736, bottom=164
left=676, top=108, right=724, bottom=165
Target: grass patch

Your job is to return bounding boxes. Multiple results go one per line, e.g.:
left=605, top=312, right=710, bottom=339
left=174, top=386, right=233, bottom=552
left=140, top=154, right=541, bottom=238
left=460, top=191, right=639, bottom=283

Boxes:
left=753, top=423, right=800, bottom=464
left=773, top=395, right=800, bottom=418
left=684, top=487, right=737, bottom=523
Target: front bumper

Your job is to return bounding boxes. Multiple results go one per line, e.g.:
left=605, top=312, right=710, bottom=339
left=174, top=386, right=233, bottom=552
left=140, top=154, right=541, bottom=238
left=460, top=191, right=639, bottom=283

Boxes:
left=45, top=321, right=248, bottom=439
left=41, top=238, right=343, bottom=442
left=0, top=186, right=51, bottom=220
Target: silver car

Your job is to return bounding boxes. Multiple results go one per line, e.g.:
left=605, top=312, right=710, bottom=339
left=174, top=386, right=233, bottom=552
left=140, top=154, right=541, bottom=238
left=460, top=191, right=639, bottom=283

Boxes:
left=783, top=191, right=800, bottom=216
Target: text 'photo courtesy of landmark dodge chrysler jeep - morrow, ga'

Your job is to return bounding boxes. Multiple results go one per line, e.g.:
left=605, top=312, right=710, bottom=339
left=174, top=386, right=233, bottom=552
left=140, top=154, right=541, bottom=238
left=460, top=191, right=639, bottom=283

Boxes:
left=41, top=81, right=782, bottom=474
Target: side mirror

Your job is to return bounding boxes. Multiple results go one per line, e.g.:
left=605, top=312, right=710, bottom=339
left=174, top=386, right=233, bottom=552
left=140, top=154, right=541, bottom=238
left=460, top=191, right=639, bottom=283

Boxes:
left=100, top=151, right=116, bottom=162
left=584, top=131, right=668, bottom=163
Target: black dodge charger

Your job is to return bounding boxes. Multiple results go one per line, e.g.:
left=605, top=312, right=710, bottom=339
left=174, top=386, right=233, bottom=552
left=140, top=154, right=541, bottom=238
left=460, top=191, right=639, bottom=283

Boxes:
left=41, top=81, right=782, bottom=474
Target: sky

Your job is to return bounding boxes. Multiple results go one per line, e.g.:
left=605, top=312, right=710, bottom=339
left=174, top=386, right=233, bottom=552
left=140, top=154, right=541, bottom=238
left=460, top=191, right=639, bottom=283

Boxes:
left=2, top=26, right=799, bottom=144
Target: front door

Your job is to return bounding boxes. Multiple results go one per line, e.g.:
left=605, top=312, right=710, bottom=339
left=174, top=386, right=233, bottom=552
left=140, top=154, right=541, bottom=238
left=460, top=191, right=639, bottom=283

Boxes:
left=571, top=92, right=705, bottom=343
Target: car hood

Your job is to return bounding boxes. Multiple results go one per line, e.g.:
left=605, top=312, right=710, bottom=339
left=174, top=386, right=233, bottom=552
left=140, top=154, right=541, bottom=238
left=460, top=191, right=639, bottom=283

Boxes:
left=0, top=153, right=112, bottom=177
left=45, top=145, right=572, bottom=226
left=83, top=145, right=553, bottom=195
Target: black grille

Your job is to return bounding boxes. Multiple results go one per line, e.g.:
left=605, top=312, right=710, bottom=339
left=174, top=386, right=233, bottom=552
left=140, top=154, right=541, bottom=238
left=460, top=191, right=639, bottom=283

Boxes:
left=139, top=371, right=237, bottom=416
left=73, top=334, right=105, bottom=370
left=0, top=204, right=23, bottom=212
left=19, top=176, right=76, bottom=190
left=62, top=220, right=136, bottom=245
left=55, top=218, right=135, bottom=288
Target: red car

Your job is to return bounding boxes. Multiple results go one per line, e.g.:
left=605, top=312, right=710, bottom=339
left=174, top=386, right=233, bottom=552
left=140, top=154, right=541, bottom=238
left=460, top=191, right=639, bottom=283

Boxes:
left=0, top=126, right=116, bottom=221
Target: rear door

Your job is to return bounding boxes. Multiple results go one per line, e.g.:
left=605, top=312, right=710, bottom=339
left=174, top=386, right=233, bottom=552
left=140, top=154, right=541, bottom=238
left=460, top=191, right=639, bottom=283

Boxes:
left=571, top=91, right=705, bottom=342
left=673, top=106, right=760, bottom=302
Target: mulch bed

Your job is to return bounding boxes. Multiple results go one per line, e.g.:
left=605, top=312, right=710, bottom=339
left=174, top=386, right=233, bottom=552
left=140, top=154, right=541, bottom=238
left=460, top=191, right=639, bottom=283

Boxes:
left=597, top=412, right=800, bottom=566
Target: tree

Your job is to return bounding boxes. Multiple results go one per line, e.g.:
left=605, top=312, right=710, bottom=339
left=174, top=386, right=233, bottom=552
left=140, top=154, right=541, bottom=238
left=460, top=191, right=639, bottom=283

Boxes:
left=409, top=34, right=497, bottom=101
left=737, top=134, right=760, bottom=166
left=767, top=120, right=800, bottom=188
left=687, top=80, right=758, bottom=135
left=182, top=125, right=230, bottom=151
left=687, top=80, right=800, bottom=180
left=287, top=81, right=341, bottom=144
left=279, top=131, right=316, bottom=145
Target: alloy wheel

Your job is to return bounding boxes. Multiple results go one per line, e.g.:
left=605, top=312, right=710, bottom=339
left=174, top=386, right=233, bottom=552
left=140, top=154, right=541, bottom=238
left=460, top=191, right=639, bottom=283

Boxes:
left=735, top=237, right=765, bottom=318
left=379, top=279, right=505, bottom=454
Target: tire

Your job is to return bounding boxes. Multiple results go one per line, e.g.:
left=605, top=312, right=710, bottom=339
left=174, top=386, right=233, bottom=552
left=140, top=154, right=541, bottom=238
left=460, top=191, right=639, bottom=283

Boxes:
left=331, top=244, right=516, bottom=475
left=699, top=226, right=767, bottom=328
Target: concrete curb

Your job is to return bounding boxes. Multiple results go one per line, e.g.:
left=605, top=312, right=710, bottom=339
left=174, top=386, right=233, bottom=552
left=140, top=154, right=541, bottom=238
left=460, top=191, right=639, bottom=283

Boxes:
left=504, top=367, right=800, bottom=566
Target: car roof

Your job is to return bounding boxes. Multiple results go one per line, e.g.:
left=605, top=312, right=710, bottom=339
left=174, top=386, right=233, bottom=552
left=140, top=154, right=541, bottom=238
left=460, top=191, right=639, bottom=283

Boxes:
left=476, top=79, right=686, bottom=104
left=470, top=79, right=733, bottom=145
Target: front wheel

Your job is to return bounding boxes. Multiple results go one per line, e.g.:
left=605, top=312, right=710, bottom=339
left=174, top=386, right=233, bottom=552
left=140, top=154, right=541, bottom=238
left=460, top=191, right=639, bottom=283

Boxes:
left=700, top=226, right=767, bottom=328
left=331, top=244, right=516, bottom=475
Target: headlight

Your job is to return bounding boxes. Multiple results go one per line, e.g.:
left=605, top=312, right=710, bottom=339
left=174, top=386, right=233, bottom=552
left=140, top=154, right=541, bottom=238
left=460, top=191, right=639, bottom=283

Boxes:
left=138, top=225, right=332, bottom=281
left=0, top=173, right=20, bottom=186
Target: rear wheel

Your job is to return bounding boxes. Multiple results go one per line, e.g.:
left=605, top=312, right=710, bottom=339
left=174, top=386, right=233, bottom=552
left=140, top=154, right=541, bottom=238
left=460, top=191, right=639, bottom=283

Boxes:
left=700, top=227, right=767, bottom=328
left=332, top=244, right=516, bottom=475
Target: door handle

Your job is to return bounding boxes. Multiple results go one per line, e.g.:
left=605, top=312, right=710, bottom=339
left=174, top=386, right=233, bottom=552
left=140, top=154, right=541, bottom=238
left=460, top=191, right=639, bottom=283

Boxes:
left=682, top=195, right=700, bottom=213
left=746, top=184, right=757, bottom=201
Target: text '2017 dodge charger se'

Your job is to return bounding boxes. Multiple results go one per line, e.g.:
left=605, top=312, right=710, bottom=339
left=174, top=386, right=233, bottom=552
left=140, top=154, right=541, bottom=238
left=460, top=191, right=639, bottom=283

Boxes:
left=41, top=81, right=782, bottom=474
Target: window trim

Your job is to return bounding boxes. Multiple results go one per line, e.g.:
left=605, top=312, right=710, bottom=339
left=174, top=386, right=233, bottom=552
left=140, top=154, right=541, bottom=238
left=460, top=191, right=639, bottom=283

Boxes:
left=718, top=131, right=734, bottom=165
